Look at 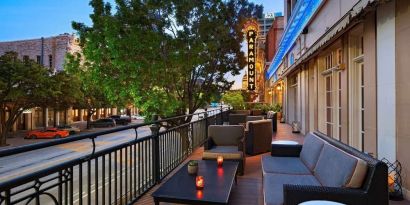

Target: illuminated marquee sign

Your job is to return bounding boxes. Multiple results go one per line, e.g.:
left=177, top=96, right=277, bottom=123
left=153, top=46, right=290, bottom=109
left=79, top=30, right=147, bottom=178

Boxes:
left=247, top=30, right=256, bottom=91
left=244, top=20, right=258, bottom=91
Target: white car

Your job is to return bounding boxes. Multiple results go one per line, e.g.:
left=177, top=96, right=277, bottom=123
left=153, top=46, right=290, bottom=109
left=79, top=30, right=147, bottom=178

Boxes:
left=131, top=115, right=145, bottom=120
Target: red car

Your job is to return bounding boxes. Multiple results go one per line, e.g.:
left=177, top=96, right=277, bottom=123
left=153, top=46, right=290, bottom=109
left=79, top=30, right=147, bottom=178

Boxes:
left=26, top=128, right=70, bottom=139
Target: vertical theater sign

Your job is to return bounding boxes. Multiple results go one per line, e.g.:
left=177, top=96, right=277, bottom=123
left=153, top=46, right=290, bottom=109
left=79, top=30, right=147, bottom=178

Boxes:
left=244, top=20, right=258, bottom=91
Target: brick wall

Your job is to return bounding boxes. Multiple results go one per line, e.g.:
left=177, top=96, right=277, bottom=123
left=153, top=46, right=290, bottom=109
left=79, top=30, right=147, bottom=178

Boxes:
left=265, top=16, right=284, bottom=62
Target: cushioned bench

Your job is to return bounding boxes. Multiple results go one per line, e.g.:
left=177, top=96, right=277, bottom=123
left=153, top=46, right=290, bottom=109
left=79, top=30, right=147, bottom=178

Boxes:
left=261, top=132, right=388, bottom=205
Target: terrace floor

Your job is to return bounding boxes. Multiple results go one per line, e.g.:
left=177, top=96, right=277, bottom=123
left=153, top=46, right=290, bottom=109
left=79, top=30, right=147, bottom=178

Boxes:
left=136, top=122, right=410, bottom=205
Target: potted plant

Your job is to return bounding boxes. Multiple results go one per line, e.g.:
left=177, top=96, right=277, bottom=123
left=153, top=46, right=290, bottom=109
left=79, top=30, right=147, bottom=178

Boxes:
left=272, top=104, right=283, bottom=120
left=188, top=160, right=199, bottom=175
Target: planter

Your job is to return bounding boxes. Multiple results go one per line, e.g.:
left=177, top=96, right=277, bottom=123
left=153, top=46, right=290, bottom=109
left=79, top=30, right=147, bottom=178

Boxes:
left=188, top=161, right=198, bottom=175
left=277, top=112, right=282, bottom=120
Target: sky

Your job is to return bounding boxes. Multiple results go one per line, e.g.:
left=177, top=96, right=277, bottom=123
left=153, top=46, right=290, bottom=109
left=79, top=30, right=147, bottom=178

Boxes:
left=0, top=0, right=284, bottom=89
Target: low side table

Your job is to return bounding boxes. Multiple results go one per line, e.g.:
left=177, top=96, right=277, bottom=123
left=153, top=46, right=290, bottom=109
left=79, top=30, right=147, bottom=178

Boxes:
left=271, top=140, right=302, bottom=157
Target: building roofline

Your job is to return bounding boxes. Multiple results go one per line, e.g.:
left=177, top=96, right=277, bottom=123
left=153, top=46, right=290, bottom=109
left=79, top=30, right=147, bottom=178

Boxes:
left=0, top=33, right=76, bottom=44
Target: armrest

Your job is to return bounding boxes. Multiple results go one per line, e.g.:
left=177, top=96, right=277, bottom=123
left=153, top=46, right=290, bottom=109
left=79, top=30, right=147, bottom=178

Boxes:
left=283, top=184, right=367, bottom=205
left=238, top=137, right=245, bottom=152
left=271, top=144, right=302, bottom=157
left=204, top=137, right=215, bottom=150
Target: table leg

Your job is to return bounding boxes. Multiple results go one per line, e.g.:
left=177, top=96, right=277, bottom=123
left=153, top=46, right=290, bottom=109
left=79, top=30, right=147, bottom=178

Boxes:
left=154, top=198, right=160, bottom=205
left=235, top=174, right=238, bottom=185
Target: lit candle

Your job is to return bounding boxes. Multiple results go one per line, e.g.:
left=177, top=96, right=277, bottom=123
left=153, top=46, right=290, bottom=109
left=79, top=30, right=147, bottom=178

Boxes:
left=217, top=156, right=223, bottom=167
left=196, top=176, right=204, bottom=190
left=388, top=173, right=395, bottom=191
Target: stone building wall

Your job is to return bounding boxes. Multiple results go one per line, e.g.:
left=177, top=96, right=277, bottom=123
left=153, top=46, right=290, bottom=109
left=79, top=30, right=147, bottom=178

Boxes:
left=0, top=34, right=80, bottom=71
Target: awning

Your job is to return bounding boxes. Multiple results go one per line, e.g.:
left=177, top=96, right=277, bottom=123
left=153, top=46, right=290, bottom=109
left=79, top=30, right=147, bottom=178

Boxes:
left=266, top=0, right=324, bottom=80
left=279, top=0, right=378, bottom=77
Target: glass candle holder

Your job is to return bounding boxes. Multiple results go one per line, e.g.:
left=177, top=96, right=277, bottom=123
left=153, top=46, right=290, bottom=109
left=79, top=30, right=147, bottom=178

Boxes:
left=196, top=176, right=204, bottom=190
left=217, top=155, right=223, bottom=167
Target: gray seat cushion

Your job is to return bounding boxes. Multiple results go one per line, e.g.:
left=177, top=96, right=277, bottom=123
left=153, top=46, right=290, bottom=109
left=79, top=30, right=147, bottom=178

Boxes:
left=263, top=173, right=321, bottom=205
left=300, top=133, right=326, bottom=170
left=261, top=155, right=311, bottom=175
left=202, top=146, right=243, bottom=160
left=314, top=143, right=364, bottom=187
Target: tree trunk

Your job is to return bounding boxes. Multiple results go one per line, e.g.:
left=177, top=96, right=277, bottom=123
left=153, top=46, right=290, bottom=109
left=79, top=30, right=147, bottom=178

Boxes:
left=0, top=131, right=7, bottom=147
left=86, top=111, right=92, bottom=129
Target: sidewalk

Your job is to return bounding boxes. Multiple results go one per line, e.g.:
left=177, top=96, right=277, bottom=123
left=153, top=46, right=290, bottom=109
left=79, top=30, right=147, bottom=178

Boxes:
left=272, top=121, right=304, bottom=144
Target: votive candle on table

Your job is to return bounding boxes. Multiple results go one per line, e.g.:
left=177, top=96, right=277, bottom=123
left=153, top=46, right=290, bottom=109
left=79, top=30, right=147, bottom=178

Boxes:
left=196, top=176, right=204, bottom=190
left=217, top=155, right=223, bottom=167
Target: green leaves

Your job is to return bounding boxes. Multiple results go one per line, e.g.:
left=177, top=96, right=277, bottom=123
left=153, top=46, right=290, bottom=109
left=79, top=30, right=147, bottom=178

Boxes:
left=221, top=91, right=245, bottom=110
left=72, top=0, right=262, bottom=120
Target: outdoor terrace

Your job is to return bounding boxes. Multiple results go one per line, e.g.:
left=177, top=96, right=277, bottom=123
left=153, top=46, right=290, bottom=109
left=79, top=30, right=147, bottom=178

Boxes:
left=0, top=109, right=408, bottom=205
left=138, top=122, right=303, bottom=205
left=138, top=123, right=409, bottom=205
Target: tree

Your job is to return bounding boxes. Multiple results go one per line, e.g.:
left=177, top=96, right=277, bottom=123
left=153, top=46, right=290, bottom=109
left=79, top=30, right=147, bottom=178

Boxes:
left=65, top=53, right=112, bottom=129
left=72, top=0, right=262, bottom=121
left=221, top=91, right=245, bottom=110
left=0, top=52, right=64, bottom=146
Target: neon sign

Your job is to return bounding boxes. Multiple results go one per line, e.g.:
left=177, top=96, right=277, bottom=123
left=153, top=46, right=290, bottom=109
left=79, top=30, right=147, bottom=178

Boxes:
left=247, top=30, right=256, bottom=91
left=244, top=19, right=259, bottom=91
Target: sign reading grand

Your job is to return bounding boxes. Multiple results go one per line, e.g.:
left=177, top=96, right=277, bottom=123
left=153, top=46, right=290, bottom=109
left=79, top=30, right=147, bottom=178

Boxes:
left=247, top=29, right=256, bottom=91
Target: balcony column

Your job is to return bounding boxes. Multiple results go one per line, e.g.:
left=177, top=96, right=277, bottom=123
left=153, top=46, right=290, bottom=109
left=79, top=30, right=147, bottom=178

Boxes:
left=96, top=109, right=101, bottom=119
left=79, top=109, right=84, bottom=121
left=376, top=1, right=396, bottom=162
left=55, top=111, right=60, bottom=126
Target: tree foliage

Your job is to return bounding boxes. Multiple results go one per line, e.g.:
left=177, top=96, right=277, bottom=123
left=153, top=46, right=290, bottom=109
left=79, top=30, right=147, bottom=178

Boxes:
left=72, top=0, right=263, bottom=121
left=65, top=53, right=112, bottom=129
left=221, top=91, right=245, bottom=110
left=0, top=52, right=80, bottom=145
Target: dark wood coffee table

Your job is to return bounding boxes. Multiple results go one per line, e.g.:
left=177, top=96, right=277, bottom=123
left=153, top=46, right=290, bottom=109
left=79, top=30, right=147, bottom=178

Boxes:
left=152, top=160, right=239, bottom=205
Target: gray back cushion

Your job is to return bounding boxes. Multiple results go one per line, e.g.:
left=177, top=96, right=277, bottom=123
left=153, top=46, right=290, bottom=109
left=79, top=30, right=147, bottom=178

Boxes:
left=246, top=116, right=264, bottom=122
left=300, top=133, right=325, bottom=170
left=314, top=143, right=360, bottom=187
left=208, top=125, right=244, bottom=146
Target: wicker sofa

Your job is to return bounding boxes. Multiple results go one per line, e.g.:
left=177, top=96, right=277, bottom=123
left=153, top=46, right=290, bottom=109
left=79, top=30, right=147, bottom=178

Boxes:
left=262, top=131, right=388, bottom=205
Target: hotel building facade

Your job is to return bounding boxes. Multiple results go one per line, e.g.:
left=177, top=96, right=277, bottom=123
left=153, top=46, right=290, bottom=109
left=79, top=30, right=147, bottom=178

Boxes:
left=266, top=0, right=410, bottom=198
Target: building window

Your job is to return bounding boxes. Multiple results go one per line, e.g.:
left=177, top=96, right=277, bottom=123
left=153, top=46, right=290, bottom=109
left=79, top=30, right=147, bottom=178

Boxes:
left=325, top=75, right=333, bottom=137
left=48, top=55, right=53, bottom=68
left=36, top=55, right=41, bottom=64
left=360, top=64, right=365, bottom=150
left=23, top=55, right=29, bottom=63
left=337, top=71, right=342, bottom=140
left=290, top=54, right=295, bottom=65
left=348, top=28, right=365, bottom=151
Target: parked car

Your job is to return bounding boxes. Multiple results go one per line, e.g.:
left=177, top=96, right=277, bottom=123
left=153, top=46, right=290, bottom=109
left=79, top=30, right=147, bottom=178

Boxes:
left=57, top=125, right=81, bottom=135
left=109, top=115, right=131, bottom=125
left=26, top=128, right=70, bottom=139
left=131, top=115, right=145, bottom=120
left=89, top=118, right=116, bottom=128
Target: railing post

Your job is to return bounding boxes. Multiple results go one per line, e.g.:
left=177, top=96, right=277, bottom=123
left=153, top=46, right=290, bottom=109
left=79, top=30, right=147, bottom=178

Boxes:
left=204, top=108, right=208, bottom=138
left=220, top=105, right=223, bottom=125
left=150, top=119, right=161, bottom=183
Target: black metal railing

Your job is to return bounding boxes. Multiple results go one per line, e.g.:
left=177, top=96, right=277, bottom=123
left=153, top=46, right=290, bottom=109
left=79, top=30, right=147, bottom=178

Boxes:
left=0, top=107, right=230, bottom=205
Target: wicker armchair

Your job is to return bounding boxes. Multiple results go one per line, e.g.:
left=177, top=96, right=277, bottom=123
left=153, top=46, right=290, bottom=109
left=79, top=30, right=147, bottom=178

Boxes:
left=229, top=113, right=247, bottom=125
left=245, top=120, right=272, bottom=155
left=203, top=125, right=246, bottom=175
